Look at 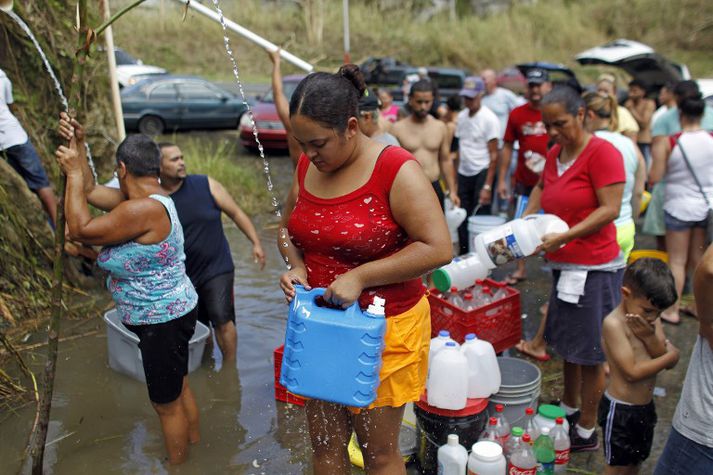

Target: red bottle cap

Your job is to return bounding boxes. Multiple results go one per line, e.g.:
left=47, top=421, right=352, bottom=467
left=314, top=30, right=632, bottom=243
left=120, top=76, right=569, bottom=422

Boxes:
left=475, top=279, right=484, bottom=285
left=496, top=403, right=504, bottom=412
left=556, top=417, right=564, bottom=424
left=526, top=407, right=534, bottom=415
left=464, top=293, right=473, bottom=300
left=522, top=434, right=531, bottom=443
left=450, top=286, right=458, bottom=292
left=489, top=417, right=497, bottom=425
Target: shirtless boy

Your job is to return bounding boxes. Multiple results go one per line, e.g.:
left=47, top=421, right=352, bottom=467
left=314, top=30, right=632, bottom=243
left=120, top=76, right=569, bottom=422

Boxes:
left=391, top=79, right=458, bottom=209
left=600, top=258, right=680, bottom=474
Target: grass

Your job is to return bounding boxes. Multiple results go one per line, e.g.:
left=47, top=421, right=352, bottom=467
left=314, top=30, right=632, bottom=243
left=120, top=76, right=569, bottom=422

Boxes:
left=159, top=134, right=273, bottom=216
left=111, top=0, right=713, bottom=82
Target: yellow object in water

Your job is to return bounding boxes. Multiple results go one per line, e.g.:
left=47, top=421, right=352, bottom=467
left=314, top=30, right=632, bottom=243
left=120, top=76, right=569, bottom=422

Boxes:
left=348, top=432, right=365, bottom=469
left=628, top=249, right=669, bottom=264
left=640, top=190, right=652, bottom=214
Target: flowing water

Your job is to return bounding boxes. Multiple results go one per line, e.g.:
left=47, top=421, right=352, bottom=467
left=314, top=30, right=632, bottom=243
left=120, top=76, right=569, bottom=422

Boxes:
left=4, top=10, right=97, bottom=179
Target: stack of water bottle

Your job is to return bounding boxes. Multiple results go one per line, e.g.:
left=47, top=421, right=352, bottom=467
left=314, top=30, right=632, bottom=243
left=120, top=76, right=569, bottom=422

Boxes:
left=437, top=279, right=509, bottom=311
left=437, top=406, right=571, bottom=474
left=426, top=330, right=501, bottom=410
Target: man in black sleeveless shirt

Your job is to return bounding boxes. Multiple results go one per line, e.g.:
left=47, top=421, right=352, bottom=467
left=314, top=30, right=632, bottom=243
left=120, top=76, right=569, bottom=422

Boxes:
left=159, top=143, right=265, bottom=363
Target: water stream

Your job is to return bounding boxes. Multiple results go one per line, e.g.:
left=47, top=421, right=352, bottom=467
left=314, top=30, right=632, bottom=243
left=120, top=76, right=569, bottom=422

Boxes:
left=5, top=9, right=97, bottom=179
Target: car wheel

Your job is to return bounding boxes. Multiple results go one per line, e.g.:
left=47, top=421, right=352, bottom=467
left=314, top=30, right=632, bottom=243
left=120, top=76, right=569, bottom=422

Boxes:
left=138, top=115, right=164, bottom=136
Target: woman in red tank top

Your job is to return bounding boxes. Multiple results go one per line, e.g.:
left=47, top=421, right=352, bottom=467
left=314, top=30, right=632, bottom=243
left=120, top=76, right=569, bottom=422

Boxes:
left=278, top=66, right=451, bottom=474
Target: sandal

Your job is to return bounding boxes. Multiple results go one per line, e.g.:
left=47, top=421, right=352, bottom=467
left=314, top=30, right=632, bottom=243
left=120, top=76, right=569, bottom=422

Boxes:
left=660, top=313, right=681, bottom=325
left=515, top=339, right=551, bottom=362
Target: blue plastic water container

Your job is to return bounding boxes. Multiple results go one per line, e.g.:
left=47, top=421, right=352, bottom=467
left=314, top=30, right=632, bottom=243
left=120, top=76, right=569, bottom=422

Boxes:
left=280, top=286, right=387, bottom=407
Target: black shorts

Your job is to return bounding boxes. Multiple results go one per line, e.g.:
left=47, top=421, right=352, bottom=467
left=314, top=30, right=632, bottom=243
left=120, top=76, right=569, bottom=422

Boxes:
left=598, top=392, right=657, bottom=466
left=431, top=180, right=445, bottom=210
left=124, top=308, right=197, bottom=404
left=196, top=272, right=235, bottom=328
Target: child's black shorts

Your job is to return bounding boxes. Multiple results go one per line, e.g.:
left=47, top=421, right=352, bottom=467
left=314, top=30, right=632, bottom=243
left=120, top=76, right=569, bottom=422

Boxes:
left=598, top=392, right=657, bottom=466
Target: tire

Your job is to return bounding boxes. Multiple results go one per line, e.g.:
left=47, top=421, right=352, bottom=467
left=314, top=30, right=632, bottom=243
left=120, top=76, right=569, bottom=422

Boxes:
left=137, top=115, right=164, bottom=136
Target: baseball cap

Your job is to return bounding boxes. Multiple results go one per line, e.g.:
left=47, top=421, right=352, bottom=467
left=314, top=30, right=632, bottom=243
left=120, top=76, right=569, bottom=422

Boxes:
left=526, top=68, right=549, bottom=85
left=459, top=76, right=485, bottom=98
left=358, top=89, right=381, bottom=112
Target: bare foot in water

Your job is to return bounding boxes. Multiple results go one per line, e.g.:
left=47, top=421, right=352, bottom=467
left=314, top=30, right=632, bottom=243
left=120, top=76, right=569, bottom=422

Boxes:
left=516, top=339, right=551, bottom=361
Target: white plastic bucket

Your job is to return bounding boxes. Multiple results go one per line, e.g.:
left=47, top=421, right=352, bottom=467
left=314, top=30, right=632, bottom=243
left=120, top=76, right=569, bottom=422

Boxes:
left=467, top=215, right=506, bottom=253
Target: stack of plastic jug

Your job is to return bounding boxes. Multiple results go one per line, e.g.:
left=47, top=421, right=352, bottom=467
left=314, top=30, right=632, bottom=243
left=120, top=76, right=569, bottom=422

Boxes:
left=427, top=332, right=501, bottom=410
left=432, top=253, right=490, bottom=294
left=473, top=214, right=569, bottom=269
left=280, top=286, right=386, bottom=407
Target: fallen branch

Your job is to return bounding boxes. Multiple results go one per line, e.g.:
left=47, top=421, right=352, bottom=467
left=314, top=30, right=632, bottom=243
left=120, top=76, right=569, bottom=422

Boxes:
left=15, top=329, right=99, bottom=352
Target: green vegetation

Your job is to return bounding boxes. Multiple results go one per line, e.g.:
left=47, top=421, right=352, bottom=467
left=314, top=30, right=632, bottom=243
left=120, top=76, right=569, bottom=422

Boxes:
left=163, top=135, right=273, bottom=215
left=112, top=0, right=713, bottom=82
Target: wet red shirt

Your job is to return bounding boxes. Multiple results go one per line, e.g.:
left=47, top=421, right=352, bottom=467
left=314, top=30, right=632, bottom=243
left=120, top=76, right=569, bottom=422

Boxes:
left=541, top=136, right=625, bottom=265
left=504, top=103, right=549, bottom=187
left=287, top=146, right=425, bottom=316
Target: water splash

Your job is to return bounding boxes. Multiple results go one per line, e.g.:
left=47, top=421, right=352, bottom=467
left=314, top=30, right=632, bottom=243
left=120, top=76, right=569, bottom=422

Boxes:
left=209, top=0, right=281, bottom=219
left=5, top=10, right=97, bottom=180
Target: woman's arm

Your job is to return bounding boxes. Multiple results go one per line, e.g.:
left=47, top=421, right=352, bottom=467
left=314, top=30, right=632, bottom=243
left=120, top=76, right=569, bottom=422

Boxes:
left=278, top=167, right=310, bottom=302
left=540, top=182, right=624, bottom=253
left=323, top=161, right=452, bottom=307
left=648, top=135, right=671, bottom=185
left=694, top=244, right=713, bottom=350
left=522, top=178, right=544, bottom=217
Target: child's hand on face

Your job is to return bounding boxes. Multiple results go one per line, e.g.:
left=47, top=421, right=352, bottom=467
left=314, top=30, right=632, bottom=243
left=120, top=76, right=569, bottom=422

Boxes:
left=625, top=313, right=655, bottom=340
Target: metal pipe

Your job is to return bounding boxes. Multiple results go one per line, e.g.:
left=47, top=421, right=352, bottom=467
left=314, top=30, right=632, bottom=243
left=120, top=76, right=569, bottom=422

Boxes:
left=0, top=0, right=13, bottom=13
left=174, top=0, right=313, bottom=72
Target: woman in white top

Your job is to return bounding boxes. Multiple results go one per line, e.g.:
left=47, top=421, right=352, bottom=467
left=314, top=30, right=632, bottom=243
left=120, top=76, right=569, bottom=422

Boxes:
left=650, top=95, right=713, bottom=324
left=583, top=92, right=646, bottom=262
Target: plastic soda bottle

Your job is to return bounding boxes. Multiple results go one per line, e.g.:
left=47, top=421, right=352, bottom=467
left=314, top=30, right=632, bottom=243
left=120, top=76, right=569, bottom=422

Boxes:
left=508, top=433, right=537, bottom=475
left=494, top=403, right=511, bottom=445
left=491, top=280, right=508, bottom=301
left=524, top=407, right=540, bottom=445
left=552, top=417, right=570, bottom=473
left=478, top=417, right=502, bottom=446
left=448, top=286, right=464, bottom=308
left=462, top=292, right=476, bottom=311
left=504, top=426, right=524, bottom=459
left=534, top=426, right=555, bottom=474
left=437, top=433, right=469, bottom=475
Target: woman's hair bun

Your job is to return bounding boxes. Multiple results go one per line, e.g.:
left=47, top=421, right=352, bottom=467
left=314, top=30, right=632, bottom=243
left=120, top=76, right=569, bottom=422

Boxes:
left=338, top=64, right=367, bottom=97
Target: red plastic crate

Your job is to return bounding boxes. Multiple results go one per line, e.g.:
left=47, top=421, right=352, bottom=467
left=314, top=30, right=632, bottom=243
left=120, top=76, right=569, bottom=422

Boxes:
left=273, top=345, right=305, bottom=406
left=428, top=278, right=521, bottom=353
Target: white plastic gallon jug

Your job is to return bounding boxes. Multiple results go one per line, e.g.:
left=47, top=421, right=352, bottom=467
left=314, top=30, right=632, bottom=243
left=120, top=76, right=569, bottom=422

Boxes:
left=427, top=342, right=468, bottom=410
left=438, top=434, right=469, bottom=475
left=467, top=441, right=506, bottom=475
left=460, top=334, right=490, bottom=398
left=445, top=199, right=467, bottom=244
left=432, top=253, right=490, bottom=293
left=462, top=333, right=500, bottom=396
left=428, top=331, right=458, bottom=385
left=474, top=215, right=569, bottom=268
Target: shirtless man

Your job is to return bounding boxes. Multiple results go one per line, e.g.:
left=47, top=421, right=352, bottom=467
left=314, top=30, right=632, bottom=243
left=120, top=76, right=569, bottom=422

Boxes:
left=391, top=79, right=458, bottom=210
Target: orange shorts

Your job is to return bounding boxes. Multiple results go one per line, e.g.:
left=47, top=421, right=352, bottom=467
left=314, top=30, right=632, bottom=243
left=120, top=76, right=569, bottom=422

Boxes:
left=350, top=296, right=431, bottom=413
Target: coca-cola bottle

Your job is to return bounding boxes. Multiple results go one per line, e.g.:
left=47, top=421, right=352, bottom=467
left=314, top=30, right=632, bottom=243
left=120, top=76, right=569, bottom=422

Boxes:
left=508, top=433, right=537, bottom=475
left=504, top=427, right=524, bottom=460
left=524, top=407, right=540, bottom=445
left=551, top=417, right=570, bottom=472
left=494, top=403, right=511, bottom=445
left=478, top=417, right=502, bottom=445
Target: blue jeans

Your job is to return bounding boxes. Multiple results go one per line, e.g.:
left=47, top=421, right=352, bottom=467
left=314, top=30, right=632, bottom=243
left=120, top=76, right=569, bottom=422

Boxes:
left=1, top=140, right=50, bottom=190
left=654, top=428, right=713, bottom=475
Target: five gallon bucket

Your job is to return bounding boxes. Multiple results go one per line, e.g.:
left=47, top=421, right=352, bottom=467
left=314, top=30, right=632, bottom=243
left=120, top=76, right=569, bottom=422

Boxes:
left=415, top=396, right=489, bottom=474
left=467, top=215, right=506, bottom=253
left=487, top=357, right=541, bottom=427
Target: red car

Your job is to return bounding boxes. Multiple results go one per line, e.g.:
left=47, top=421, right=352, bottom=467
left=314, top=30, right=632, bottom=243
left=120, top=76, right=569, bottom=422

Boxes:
left=239, top=75, right=305, bottom=151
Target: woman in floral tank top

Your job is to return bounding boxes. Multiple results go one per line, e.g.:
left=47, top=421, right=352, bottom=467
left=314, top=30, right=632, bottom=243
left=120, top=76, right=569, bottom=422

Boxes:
left=56, top=119, right=198, bottom=466
left=278, top=67, right=451, bottom=474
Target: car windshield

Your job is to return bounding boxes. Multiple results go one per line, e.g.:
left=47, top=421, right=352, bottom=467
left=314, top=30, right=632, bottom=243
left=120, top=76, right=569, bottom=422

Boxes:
left=115, top=49, right=138, bottom=66
left=262, top=81, right=300, bottom=103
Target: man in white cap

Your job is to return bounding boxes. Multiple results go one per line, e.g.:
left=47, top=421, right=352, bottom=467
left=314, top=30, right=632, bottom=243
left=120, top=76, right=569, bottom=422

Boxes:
left=454, top=76, right=501, bottom=255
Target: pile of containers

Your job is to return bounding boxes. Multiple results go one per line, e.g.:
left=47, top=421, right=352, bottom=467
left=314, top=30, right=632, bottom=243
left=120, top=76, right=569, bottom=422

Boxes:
left=488, top=357, right=542, bottom=428
left=427, top=331, right=501, bottom=410
left=434, top=406, right=571, bottom=475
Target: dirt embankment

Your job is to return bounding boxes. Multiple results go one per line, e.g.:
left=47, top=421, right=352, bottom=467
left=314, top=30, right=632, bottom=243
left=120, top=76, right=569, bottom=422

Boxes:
left=0, top=3, right=116, bottom=348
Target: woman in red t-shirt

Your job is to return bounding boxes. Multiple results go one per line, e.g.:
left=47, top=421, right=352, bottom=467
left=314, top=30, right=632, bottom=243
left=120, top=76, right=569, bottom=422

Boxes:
left=522, top=86, right=625, bottom=452
left=277, top=65, right=451, bottom=474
